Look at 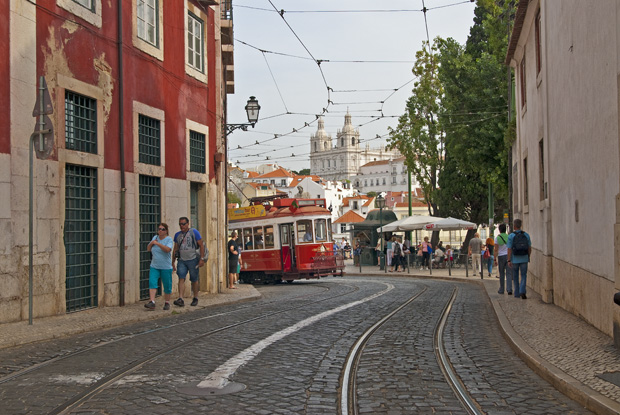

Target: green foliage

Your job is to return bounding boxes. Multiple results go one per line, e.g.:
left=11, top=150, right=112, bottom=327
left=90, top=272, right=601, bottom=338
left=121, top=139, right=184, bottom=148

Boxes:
left=387, top=40, right=444, bottom=216
left=227, top=192, right=242, bottom=206
left=366, top=191, right=377, bottom=198
left=392, top=0, right=515, bottom=224
left=295, top=168, right=311, bottom=176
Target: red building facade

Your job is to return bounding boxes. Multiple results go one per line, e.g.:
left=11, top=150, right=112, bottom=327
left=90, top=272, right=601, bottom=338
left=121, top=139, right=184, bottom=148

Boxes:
left=1, top=0, right=232, bottom=322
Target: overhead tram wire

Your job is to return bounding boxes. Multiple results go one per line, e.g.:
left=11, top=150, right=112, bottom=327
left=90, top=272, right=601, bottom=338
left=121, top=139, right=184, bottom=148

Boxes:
left=235, top=1, right=475, bottom=14
left=262, top=51, right=289, bottom=113
left=267, top=0, right=332, bottom=107
left=231, top=1, right=476, bottom=169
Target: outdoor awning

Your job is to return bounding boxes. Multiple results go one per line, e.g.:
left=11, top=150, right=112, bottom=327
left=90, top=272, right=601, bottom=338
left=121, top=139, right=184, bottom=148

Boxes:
left=376, top=215, right=435, bottom=232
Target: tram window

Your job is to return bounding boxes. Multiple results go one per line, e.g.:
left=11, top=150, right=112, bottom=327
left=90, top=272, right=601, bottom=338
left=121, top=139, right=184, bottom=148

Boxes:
left=253, top=226, right=264, bottom=249
left=327, top=219, right=333, bottom=242
left=315, top=219, right=327, bottom=241
left=297, top=220, right=313, bottom=243
left=264, top=226, right=274, bottom=249
left=243, top=228, right=253, bottom=250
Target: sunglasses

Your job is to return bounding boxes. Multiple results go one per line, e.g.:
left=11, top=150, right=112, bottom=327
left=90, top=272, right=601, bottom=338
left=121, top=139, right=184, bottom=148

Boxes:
left=158, top=227, right=166, bottom=231
left=179, top=222, right=188, bottom=226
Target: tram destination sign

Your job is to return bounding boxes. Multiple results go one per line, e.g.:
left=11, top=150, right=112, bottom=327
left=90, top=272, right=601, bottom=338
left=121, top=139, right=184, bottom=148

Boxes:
left=228, top=205, right=266, bottom=220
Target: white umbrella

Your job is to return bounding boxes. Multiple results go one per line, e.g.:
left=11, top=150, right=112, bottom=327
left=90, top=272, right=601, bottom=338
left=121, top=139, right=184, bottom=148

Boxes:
left=376, top=216, right=409, bottom=233
left=423, top=217, right=476, bottom=231
left=377, top=215, right=435, bottom=233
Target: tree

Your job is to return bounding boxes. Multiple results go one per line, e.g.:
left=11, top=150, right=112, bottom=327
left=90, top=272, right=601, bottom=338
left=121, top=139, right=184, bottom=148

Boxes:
left=388, top=39, right=444, bottom=216
left=435, top=0, right=514, bottom=225
left=227, top=192, right=242, bottom=206
left=294, top=168, right=310, bottom=176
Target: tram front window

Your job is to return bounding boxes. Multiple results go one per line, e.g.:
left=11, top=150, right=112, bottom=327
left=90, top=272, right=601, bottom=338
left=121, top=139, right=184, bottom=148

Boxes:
left=315, top=219, right=327, bottom=241
left=297, top=220, right=313, bottom=243
left=243, top=228, right=253, bottom=250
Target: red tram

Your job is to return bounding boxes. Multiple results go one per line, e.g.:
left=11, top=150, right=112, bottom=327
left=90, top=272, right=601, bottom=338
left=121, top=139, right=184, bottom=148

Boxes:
left=228, top=197, right=345, bottom=284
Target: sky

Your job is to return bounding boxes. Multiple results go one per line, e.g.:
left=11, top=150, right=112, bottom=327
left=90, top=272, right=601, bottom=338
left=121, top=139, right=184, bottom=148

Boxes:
left=227, top=0, right=477, bottom=172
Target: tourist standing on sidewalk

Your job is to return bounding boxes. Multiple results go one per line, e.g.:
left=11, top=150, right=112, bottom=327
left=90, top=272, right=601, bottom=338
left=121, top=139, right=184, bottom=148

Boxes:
left=507, top=218, right=532, bottom=299
left=375, top=236, right=383, bottom=266
left=145, top=223, right=174, bottom=310
left=172, top=217, right=206, bottom=307
left=353, top=242, right=361, bottom=266
left=386, top=237, right=394, bottom=267
left=228, top=231, right=240, bottom=289
left=420, top=236, right=432, bottom=270
left=390, top=238, right=404, bottom=272
left=485, top=233, right=495, bottom=277
left=495, top=224, right=512, bottom=294
left=468, top=233, right=483, bottom=278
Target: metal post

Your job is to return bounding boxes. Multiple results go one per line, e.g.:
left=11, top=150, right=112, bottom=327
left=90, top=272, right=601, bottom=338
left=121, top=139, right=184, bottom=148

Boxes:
left=465, top=252, right=469, bottom=278
left=379, top=206, right=383, bottom=271
left=28, top=132, right=33, bottom=325
left=429, top=247, right=433, bottom=275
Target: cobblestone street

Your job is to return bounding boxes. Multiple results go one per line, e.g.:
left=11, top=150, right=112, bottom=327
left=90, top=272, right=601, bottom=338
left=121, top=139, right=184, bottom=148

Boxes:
left=0, top=276, right=598, bottom=414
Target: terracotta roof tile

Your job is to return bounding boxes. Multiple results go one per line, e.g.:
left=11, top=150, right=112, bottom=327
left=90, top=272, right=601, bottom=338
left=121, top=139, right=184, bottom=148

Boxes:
left=334, top=210, right=365, bottom=224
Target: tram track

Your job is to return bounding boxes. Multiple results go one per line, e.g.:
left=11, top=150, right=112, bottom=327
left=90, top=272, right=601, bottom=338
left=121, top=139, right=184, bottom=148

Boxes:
left=339, top=285, right=484, bottom=415
left=0, top=281, right=371, bottom=415
left=0, top=282, right=341, bottom=385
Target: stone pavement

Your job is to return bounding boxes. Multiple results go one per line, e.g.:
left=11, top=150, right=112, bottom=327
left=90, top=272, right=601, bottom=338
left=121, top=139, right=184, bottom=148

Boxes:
left=1, top=262, right=620, bottom=414
left=0, top=285, right=261, bottom=350
left=347, top=260, right=620, bottom=415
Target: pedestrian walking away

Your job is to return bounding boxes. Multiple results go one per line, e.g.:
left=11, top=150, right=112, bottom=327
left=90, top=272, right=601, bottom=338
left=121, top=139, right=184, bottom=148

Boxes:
left=485, top=232, right=495, bottom=277
left=507, top=218, right=532, bottom=299
left=172, top=217, right=206, bottom=307
left=228, top=231, right=241, bottom=289
left=495, top=223, right=512, bottom=295
left=144, top=223, right=174, bottom=310
left=469, top=233, right=483, bottom=278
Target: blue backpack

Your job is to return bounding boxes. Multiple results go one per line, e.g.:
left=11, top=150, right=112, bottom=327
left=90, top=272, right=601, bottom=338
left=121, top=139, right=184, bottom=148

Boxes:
left=512, top=231, right=529, bottom=256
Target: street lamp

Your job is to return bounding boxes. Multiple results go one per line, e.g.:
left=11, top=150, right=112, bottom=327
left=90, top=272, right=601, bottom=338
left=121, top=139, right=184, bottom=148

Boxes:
left=226, top=96, right=261, bottom=134
left=376, top=194, right=386, bottom=271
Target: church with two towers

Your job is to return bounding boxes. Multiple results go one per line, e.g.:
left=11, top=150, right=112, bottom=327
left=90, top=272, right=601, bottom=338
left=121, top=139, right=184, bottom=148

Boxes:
left=309, top=112, right=399, bottom=182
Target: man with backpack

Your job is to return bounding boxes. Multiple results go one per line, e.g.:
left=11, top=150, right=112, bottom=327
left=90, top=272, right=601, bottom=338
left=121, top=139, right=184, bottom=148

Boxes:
left=507, top=218, right=532, bottom=299
left=172, top=217, right=207, bottom=307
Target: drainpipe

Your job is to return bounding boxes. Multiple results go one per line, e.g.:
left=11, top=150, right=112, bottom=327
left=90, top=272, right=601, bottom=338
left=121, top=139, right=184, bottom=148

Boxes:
left=118, top=0, right=126, bottom=306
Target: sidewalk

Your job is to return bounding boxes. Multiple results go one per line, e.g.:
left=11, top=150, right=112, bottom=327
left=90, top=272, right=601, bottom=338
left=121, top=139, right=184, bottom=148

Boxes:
left=346, top=261, right=620, bottom=415
left=2, top=265, right=620, bottom=414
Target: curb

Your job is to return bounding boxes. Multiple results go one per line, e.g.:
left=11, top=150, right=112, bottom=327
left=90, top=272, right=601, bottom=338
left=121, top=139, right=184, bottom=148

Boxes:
left=487, top=295, right=620, bottom=415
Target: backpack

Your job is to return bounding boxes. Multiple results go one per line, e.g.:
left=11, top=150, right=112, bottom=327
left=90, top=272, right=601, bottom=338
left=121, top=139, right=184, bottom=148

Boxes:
left=512, top=231, right=529, bottom=256
left=393, top=243, right=402, bottom=256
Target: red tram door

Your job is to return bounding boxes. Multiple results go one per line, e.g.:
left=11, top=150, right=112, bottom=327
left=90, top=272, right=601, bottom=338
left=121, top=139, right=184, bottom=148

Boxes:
left=279, top=223, right=296, bottom=272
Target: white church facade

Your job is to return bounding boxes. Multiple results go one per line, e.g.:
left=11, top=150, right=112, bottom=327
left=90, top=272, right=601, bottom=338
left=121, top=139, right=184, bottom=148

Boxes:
left=310, top=112, right=400, bottom=182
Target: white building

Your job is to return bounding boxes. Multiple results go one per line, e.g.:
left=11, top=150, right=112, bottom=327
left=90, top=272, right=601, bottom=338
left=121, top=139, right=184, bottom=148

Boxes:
left=506, top=0, right=620, bottom=343
left=310, top=113, right=399, bottom=182
left=351, top=157, right=422, bottom=195
left=283, top=175, right=356, bottom=225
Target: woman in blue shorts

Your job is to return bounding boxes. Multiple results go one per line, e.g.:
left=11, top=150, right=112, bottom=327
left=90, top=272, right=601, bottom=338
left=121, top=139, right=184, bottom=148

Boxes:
left=145, top=222, right=174, bottom=310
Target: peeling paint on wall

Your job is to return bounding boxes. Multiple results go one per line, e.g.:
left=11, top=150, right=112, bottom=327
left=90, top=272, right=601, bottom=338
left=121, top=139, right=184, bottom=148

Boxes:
left=94, top=54, right=113, bottom=124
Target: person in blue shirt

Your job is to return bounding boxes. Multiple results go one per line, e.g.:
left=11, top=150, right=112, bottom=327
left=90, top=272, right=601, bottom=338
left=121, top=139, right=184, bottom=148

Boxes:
left=144, top=223, right=174, bottom=310
left=507, top=218, right=532, bottom=299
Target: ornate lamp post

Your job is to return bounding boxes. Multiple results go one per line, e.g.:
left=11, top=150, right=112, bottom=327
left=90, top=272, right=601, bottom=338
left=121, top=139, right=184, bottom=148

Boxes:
left=226, top=96, right=261, bottom=134
left=376, top=194, right=386, bottom=271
